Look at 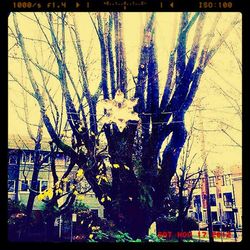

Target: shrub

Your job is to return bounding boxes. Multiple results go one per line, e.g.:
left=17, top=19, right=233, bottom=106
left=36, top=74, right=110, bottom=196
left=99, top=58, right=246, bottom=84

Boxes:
left=156, top=216, right=198, bottom=233
left=8, top=199, right=26, bottom=218
left=183, top=217, right=199, bottom=231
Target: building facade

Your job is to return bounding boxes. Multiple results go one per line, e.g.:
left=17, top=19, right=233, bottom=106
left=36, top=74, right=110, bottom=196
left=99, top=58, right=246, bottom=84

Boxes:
left=186, top=166, right=242, bottom=228
left=8, top=135, right=104, bottom=217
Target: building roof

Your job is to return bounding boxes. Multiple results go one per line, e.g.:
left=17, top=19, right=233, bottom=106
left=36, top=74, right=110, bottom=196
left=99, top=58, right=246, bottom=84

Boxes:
left=8, top=134, right=52, bottom=151
left=8, top=134, right=70, bottom=152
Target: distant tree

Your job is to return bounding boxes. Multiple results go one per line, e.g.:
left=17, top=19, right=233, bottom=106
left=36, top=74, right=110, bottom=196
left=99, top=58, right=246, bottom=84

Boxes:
left=170, top=119, right=204, bottom=237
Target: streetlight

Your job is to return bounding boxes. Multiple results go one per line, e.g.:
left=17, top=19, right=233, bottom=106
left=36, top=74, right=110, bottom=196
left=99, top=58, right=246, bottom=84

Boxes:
left=71, top=213, right=77, bottom=242
left=58, top=215, right=62, bottom=240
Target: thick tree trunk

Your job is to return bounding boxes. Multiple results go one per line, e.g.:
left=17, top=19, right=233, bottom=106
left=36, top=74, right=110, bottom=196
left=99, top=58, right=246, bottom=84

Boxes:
left=25, top=145, right=41, bottom=238
left=105, top=201, right=153, bottom=239
left=45, top=215, right=56, bottom=241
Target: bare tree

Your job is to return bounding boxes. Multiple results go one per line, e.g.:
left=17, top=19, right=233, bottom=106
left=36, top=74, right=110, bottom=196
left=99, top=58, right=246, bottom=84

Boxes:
left=172, top=121, right=204, bottom=236
left=9, top=12, right=240, bottom=238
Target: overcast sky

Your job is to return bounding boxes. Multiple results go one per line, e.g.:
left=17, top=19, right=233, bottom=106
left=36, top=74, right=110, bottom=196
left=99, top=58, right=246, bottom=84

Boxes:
left=8, top=12, right=242, bottom=173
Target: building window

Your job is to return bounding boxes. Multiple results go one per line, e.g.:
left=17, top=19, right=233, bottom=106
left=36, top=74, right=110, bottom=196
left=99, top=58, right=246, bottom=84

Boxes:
left=194, top=195, right=201, bottom=208
left=21, top=180, right=29, bottom=192
left=209, top=177, right=216, bottom=187
left=56, top=153, right=63, bottom=159
left=9, top=154, right=17, bottom=164
left=41, top=180, right=48, bottom=191
left=8, top=180, right=15, bottom=193
left=211, top=212, right=218, bottom=222
left=224, top=211, right=235, bottom=224
left=223, top=174, right=231, bottom=186
left=65, top=156, right=70, bottom=163
left=194, top=211, right=202, bottom=221
left=42, top=153, right=50, bottom=164
left=210, top=194, right=216, bottom=206
left=223, top=192, right=233, bottom=208
left=30, top=153, right=34, bottom=163
left=21, top=152, right=34, bottom=163
left=22, top=153, right=28, bottom=163
left=21, top=179, right=48, bottom=192
left=32, top=180, right=40, bottom=192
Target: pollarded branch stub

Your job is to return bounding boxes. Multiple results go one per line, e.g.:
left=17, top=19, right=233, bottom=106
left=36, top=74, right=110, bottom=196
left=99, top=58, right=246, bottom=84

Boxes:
left=100, top=89, right=140, bottom=132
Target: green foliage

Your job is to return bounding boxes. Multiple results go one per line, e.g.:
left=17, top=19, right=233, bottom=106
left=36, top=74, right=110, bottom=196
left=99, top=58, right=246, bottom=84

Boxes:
left=8, top=199, right=26, bottom=217
left=88, top=229, right=143, bottom=242
left=88, top=229, right=178, bottom=243
left=145, top=234, right=167, bottom=242
left=157, top=216, right=198, bottom=232
left=8, top=199, right=28, bottom=241
left=72, top=201, right=90, bottom=213
left=113, top=231, right=133, bottom=242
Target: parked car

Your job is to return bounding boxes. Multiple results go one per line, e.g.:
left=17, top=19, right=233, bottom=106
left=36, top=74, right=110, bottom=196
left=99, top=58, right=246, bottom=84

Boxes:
left=212, top=221, right=231, bottom=231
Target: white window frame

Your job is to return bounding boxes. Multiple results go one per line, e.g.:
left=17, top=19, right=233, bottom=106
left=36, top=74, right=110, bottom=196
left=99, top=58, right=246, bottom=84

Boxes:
left=20, top=179, right=30, bottom=193
left=21, top=152, right=34, bottom=164
left=40, top=180, right=48, bottom=192
left=9, top=154, right=17, bottom=164
left=20, top=179, right=49, bottom=193
left=8, top=180, right=15, bottom=193
left=41, top=153, right=50, bottom=164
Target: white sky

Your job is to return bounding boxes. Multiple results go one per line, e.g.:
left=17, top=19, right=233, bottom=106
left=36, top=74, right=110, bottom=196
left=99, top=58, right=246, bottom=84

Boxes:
left=8, top=12, right=242, bottom=173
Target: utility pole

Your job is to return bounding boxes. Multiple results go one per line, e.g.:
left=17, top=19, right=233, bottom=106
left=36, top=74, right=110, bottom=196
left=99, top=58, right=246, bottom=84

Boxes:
left=203, top=163, right=214, bottom=242
left=197, top=98, right=214, bottom=242
left=212, top=166, right=224, bottom=242
left=232, top=182, right=238, bottom=228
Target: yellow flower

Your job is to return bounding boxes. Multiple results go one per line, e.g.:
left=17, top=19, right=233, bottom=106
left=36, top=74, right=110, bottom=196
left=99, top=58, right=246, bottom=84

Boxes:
left=124, top=165, right=130, bottom=170
left=101, top=197, right=105, bottom=203
left=113, top=164, right=120, bottom=169
left=54, top=181, right=60, bottom=189
left=56, top=188, right=63, bottom=195
left=37, top=192, right=45, bottom=201
left=91, top=226, right=100, bottom=231
left=45, top=188, right=53, bottom=199
left=62, top=177, right=69, bottom=183
left=78, top=195, right=84, bottom=201
left=89, top=234, right=94, bottom=239
left=78, top=125, right=84, bottom=132
left=102, top=176, right=108, bottom=182
left=73, top=190, right=78, bottom=195
left=76, top=169, right=84, bottom=178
